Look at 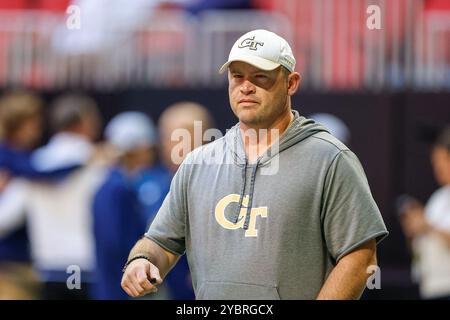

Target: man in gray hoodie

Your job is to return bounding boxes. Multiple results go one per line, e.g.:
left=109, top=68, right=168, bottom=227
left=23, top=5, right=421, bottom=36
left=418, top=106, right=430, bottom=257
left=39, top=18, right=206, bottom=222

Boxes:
left=121, top=29, right=388, bottom=300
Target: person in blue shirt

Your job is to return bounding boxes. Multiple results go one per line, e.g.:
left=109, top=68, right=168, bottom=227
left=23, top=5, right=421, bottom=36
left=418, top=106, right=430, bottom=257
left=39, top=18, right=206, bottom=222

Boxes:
left=92, top=112, right=158, bottom=300
left=134, top=163, right=172, bottom=227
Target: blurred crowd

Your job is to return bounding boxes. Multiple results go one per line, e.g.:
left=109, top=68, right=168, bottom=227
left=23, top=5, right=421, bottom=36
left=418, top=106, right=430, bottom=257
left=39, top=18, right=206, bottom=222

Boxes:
left=397, top=127, right=450, bottom=300
left=0, top=90, right=215, bottom=300
left=1, top=0, right=449, bottom=91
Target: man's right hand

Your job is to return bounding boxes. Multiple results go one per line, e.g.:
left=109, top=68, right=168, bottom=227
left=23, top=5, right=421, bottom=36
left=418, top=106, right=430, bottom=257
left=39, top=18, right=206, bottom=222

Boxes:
left=121, top=258, right=163, bottom=298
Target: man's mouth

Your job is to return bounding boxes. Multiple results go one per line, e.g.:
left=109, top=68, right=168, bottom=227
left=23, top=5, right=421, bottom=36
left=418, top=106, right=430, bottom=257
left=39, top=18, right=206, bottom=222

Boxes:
left=238, top=99, right=259, bottom=104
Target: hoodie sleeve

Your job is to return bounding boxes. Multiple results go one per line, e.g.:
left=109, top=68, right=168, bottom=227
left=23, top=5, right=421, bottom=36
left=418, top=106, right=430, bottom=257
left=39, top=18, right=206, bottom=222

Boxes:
left=144, top=161, right=189, bottom=256
left=321, top=150, right=389, bottom=263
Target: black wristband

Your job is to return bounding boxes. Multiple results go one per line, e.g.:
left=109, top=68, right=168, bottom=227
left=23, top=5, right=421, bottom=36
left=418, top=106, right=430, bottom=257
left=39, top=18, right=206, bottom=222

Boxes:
left=122, top=255, right=151, bottom=273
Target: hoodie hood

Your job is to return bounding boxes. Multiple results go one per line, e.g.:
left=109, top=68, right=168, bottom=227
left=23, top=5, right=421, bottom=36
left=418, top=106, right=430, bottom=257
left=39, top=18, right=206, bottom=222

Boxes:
left=224, top=109, right=329, bottom=229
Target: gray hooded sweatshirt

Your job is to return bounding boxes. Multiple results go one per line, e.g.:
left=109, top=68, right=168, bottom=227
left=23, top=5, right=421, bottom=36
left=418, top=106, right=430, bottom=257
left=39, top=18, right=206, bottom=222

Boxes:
left=146, top=110, right=389, bottom=300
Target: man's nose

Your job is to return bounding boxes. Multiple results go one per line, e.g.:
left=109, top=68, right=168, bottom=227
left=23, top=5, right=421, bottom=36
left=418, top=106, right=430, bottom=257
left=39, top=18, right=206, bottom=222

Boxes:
left=240, top=79, right=256, bottom=95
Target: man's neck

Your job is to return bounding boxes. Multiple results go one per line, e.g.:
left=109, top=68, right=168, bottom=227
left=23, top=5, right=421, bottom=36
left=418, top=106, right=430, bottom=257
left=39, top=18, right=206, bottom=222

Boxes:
left=240, top=108, right=294, bottom=163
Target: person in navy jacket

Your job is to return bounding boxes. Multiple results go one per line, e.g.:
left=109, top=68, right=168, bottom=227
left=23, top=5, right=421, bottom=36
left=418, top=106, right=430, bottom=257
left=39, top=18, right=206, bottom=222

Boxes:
left=92, top=112, right=158, bottom=300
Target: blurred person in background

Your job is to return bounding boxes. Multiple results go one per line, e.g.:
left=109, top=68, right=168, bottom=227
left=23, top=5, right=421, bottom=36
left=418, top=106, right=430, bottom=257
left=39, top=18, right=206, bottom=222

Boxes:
left=0, top=92, right=43, bottom=178
left=158, top=102, right=215, bottom=173
left=133, top=163, right=172, bottom=230
left=308, top=113, right=351, bottom=146
left=133, top=111, right=172, bottom=227
left=399, top=126, right=450, bottom=300
left=92, top=111, right=161, bottom=300
left=0, top=91, right=79, bottom=179
left=0, top=91, right=44, bottom=299
left=144, top=101, right=215, bottom=300
left=0, top=93, right=107, bottom=300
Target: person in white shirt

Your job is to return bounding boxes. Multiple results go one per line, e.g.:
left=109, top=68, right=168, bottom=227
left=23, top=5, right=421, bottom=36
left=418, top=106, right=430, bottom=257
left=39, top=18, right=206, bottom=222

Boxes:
left=400, top=126, right=450, bottom=300
left=1, top=94, right=107, bottom=299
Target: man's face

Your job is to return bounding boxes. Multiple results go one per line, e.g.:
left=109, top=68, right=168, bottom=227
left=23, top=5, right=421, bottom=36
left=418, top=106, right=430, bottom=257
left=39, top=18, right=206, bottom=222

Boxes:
left=228, top=62, right=289, bottom=128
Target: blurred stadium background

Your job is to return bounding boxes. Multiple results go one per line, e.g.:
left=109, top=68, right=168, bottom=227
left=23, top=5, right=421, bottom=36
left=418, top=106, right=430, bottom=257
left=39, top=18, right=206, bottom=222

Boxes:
left=0, top=0, right=449, bottom=300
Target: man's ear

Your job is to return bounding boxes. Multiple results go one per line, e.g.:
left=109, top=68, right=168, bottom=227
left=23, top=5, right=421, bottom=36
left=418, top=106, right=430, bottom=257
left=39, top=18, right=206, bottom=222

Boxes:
left=287, top=72, right=301, bottom=96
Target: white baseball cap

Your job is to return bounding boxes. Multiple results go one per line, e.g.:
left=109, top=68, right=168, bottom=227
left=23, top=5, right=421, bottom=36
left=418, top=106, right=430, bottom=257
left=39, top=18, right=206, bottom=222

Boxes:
left=219, top=29, right=296, bottom=74
left=105, top=111, right=157, bottom=153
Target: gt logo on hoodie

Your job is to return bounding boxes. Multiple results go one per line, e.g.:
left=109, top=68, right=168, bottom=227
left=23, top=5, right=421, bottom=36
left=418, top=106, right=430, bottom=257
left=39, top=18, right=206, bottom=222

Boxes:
left=215, top=194, right=268, bottom=237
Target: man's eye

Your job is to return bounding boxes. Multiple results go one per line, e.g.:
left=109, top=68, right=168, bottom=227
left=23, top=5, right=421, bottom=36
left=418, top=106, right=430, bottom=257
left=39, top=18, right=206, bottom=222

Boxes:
left=233, top=74, right=243, bottom=78
left=255, top=74, right=268, bottom=79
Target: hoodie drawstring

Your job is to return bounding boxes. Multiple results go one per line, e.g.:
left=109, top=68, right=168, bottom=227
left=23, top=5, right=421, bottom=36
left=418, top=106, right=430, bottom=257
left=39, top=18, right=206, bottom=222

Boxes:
left=243, top=162, right=258, bottom=230
left=232, top=159, right=248, bottom=224
left=232, top=159, right=259, bottom=230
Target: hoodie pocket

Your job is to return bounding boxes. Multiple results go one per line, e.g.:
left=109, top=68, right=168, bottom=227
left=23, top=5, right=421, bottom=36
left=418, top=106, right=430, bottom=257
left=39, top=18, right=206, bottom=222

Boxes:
left=197, top=281, right=281, bottom=300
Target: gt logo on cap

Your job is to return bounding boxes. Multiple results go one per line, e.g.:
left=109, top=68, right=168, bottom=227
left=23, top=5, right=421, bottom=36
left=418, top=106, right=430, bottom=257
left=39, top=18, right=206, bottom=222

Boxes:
left=238, top=36, right=264, bottom=51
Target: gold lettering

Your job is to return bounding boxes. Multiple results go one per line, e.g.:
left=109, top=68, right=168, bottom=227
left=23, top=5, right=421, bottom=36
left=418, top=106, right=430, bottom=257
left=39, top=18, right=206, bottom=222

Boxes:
left=215, top=194, right=268, bottom=237
left=244, top=206, right=268, bottom=237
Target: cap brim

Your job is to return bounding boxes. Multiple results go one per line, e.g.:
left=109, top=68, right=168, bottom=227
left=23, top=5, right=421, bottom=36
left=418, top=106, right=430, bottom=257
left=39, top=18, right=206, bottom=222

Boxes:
left=219, top=55, right=281, bottom=74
